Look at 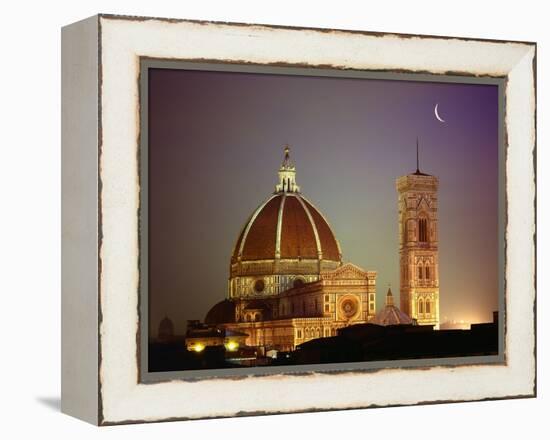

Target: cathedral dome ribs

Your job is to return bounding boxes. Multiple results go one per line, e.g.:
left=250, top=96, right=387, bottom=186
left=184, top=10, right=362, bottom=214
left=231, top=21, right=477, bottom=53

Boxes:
left=231, top=193, right=341, bottom=266
left=279, top=195, right=318, bottom=260
left=231, top=146, right=342, bottom=268
left=229, top=146, right=343, bottom=298
left=237, top=195, right=280, bottom=262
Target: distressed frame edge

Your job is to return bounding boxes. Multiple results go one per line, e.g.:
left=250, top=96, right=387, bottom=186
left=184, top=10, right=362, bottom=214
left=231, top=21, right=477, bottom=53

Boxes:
left=61, top=14, right=101, bottom=425
left=503, top=43, right=537, bottom=401
left=96, top=12, right=537, bottom=46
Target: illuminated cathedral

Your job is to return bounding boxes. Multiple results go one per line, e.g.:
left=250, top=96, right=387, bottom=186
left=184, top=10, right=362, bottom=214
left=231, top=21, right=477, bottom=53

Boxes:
left=201, top=145, right=440, bottom=352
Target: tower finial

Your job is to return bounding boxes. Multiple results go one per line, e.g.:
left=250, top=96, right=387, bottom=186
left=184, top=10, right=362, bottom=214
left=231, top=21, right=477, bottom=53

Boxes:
left=386, top=285, right=394, bottom=306
left=275, top=144, right=300, bottom=193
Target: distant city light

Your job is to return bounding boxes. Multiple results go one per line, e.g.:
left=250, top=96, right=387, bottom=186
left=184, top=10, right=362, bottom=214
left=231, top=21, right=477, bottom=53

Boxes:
left=439, top=318, right=472, bottom=330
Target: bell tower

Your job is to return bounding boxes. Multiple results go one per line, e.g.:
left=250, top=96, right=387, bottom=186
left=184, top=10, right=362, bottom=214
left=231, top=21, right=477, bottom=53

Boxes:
left=396, top=140, right=440, bottom=328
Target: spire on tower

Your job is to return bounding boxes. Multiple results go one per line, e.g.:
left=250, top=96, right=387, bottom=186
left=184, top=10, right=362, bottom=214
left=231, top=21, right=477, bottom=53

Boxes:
left=412, top=137, right=431, bottom=176
left=416, top=137, right=420, bottom=174
left=386, top=285, right=394, bottom=306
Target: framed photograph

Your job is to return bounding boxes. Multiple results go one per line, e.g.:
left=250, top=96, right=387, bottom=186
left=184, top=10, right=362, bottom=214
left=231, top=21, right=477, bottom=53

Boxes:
left=61, top=14, right=536, bottom=425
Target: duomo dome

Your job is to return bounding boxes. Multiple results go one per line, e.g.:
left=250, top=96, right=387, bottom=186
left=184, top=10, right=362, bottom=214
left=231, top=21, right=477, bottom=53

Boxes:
left=205, top=145, right=379, bottom=348
left=229, top=146, right=342, bottom=298
left=231, top=193, right=341, bottom=265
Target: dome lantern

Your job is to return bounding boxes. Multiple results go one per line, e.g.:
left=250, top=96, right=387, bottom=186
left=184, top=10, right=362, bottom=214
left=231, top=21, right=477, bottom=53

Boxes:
left=275, top=145, right=300, bottom=193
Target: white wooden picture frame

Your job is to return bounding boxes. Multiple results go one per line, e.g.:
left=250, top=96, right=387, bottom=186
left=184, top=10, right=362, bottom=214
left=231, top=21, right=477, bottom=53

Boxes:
left=61, top=14, right=536, bottom=425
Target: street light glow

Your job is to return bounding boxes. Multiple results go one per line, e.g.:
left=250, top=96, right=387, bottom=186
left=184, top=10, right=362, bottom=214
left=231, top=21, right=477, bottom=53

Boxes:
left=225, top=341, right=239, bottom=351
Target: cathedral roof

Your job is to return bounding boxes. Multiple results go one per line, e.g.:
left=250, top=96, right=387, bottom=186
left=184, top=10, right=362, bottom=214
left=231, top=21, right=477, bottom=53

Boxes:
left=371, top=306, right=413, bottom=326
left=371, top=288, right=413, bottom=326
left=204, top=299, right=236, bottom=325
left=231, top=147, right=342, bottom=263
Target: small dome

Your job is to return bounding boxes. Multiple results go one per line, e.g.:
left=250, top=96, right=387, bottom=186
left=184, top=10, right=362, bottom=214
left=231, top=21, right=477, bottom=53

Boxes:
left=371, top=288, right=412, bottom=326
left=205, top=300, right=236, bottom=325
left=158, top=316, right=175, bottom=340
left=371, top=306, right=413, bottom=326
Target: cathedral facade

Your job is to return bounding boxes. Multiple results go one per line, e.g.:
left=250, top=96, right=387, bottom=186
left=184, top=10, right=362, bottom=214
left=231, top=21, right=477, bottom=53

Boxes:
left=205, top=147, right=377, bottom=351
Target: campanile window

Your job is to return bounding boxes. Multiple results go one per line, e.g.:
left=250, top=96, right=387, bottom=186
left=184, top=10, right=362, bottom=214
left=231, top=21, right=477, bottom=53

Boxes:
left=419, top=218, right=428, bottom=242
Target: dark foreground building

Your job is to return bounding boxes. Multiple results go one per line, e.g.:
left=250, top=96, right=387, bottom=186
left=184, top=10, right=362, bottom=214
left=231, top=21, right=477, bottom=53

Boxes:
left=290, top=315, right=498, bottom=365
left=148, top=314, right=498, bottom=371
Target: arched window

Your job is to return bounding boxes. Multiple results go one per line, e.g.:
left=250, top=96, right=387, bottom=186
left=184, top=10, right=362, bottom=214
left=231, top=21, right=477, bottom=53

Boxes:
left=426, top=300, right=431, bottom=315
left=418, top=265, right=423, bottom=279
left=425, top=265, right=430, bottom=280
left=254, top=313, right=260, bottom=322
left=419, top=218, right=428, bottom=242
left=305, top=328, right=310, bottom=338
left=418, top=299, right=424, bottom=315
left=316, top=328, right=321, bottom=337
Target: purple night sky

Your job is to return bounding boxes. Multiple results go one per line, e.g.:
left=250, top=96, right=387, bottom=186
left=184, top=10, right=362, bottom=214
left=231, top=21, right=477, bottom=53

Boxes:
left=148, top=68, right=500, bottom=336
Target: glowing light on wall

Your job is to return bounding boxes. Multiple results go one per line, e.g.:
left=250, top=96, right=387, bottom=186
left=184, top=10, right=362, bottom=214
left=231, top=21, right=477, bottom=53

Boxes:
left=225, top=341, right=239, bottom=351
left=193, top=343, right=205, bottom=352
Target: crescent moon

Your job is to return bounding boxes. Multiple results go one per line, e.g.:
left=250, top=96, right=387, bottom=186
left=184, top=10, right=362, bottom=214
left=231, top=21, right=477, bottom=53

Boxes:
left=434, top=103, right=446, bottom=123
